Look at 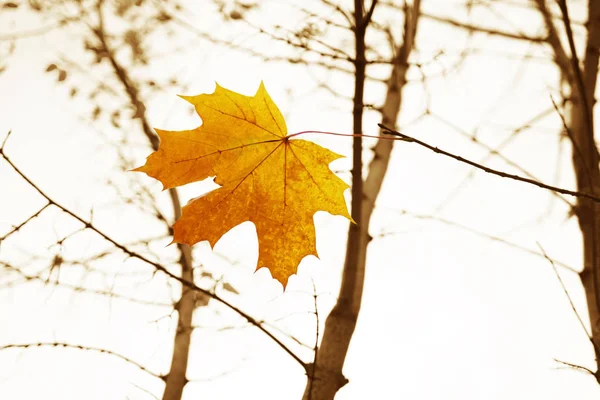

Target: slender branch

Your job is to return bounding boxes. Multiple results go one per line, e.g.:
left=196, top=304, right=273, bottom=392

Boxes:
left=556, top=0, right=595, bottom=139
left=379, top=210, right=578, bottom=273
left=422, top=12, right=547, bottom=43
left=534, top=0, right=573, bottom=81
left=0, top=16, right=79, bottom=41
left=429, top=111, right=572, bottom=207
left=0, top=261, right=172, bottom=307
left=243, top=20, right=354, bottom=64
left=297, top=7, right=352, bottom=31
left=378, top=124, right=600, bottom=203
left=93, top=9, right=158, bottom=149
left=537, top=244, right=597, bottom=352
left=131, top=382, right=160, bottom=400
left=0, top=203, right=49, bottom=243
left=0, top=342, right=161, bottom=378
left=429, top=109, right=574, bottom=214
left=322, top=0, right=355, bottom=28
left=252, top=20, right=354, bottom=59
left=364, top=0, right=379, bottom=26
left=0, top=132, right=307, bottom=372
left=549, top=96, right=591, bottom=180
left=554, top=358, right=596, bottom=376
left=306, top=280, right=320, bottom=400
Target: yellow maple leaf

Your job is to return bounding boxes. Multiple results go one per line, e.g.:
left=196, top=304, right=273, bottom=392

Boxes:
left=134, top=82, right=351, bottom=286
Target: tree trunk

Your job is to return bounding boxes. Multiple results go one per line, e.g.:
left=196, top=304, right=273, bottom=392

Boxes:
left=162, top=242, right=208, bottom=400
left=303, top=2, right=421, bottom=399
left=568, top=0, right=600, bottom=374
left=536, top=0, right=600, bottom=374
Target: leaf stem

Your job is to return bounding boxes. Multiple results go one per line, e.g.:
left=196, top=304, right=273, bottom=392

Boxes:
left=288, top=129, right=410, bottom=141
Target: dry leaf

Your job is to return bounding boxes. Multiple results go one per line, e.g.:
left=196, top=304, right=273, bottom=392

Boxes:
left=57, top=69, right=67, bottom=82
left=134, top=82, right=351, bottom=286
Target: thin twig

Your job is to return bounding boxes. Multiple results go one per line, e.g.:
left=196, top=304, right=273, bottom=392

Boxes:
left=380, top=210, right=578, bottom=272
left=549, top=96, right=591, bottom=180
left=0, top=203, right=50, bottom=243
left=0, top=261, right=172, bottom=307
left=556, top=0, right=594, bottom=139
left=430, top=110, right=572, bottom=207
left=429, top=107, right=569, bottom=214
left=306, top=280, right=320, bottom=400
left=534, top=0, right=573, bottom=82
left=0, top=132, right=307, bottom=372
left=0, top=342, right=161, bottom=378
left=554, top=358, right=596, bottom=376
left=322, top=0, right=354, bottom=28
left=378, top=124, right=600, bottom=203
left=421, top=12, right=547, bottom=43
left=364, top=0, right=379, bottom=26
left=537, top=244, right=597, bottom=354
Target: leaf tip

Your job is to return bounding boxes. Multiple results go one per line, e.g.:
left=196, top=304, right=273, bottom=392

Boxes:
left=177, top=93, right=196, bottom=104
left=256, top=80, right=269, bottom=96
left=258, top=266, right=288, bottom=290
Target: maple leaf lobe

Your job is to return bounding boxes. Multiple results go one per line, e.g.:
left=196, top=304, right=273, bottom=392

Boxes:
left=134, top=82, right=351, bottom=286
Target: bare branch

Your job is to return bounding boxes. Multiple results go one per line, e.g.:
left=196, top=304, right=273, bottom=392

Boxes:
left=556, top=0, right=595, bottom=139
left=377, top=210, right=578, bottom=273
left=0, top=203, right=50, bottom=243
left=378, top=124, right=600, bottom=203
left=422, top=12, right=547, bottom=43
left=430, top=111, right=572, bottom=207
left=537, top=244, right=596, bottom=350
left=0, top=262, right=173, bottom=307
left=321, top=0, right=354, bottom=28
left=534, top=0, right=572, bottom=81
left=306, top=280, right=321, bottom=400
left=554, top=358, right=596, bottom=376
left=0, top=342, right=162, bottom=378
left=363, top=0, right=379, bottom=27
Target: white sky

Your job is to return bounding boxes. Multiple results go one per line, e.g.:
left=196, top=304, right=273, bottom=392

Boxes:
left=1, top=0, right=599, bottom=399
